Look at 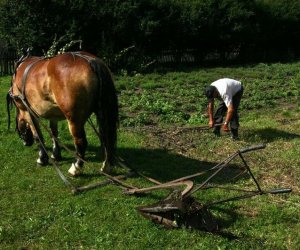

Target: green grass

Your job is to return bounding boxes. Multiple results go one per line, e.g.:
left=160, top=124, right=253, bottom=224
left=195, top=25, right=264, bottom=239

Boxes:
left=117, top=62, right=300, bottom=126
left=0, top=62, right=300, bottom=249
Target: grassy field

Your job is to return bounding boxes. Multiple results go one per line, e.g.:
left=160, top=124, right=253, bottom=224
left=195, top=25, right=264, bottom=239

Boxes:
left=0, top=62, right=300, bottom=249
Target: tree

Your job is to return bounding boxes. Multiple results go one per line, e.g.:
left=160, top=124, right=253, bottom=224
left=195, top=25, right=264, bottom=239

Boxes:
left=0, top=0, right=299, bottom=66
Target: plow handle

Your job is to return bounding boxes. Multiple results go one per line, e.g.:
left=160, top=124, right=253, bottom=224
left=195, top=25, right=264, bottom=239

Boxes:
left=268, top=188, right=292, bottom=194
left=239, top=144, right=266, bottom=154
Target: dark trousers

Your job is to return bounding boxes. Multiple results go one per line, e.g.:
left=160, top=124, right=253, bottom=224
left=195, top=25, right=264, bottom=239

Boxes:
left=214, top=86, right=243, bottom=131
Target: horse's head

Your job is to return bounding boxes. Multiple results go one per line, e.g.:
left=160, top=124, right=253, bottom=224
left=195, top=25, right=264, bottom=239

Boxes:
left=7, top=88, right=34, bottom=147
left=15, top=108, right=34, bottom=146
left=6, top=48, right=35, bottom=146
left=15, top=109, right=34, bottom=146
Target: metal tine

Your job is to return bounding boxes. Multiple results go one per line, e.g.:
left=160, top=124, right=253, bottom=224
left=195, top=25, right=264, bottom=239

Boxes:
left=238, top=152, right=262, bottom=193
left=169, top=151, right=239, bottom=184
left=124, top=180, right=194, bottom=196
left=203, top=187, right=292, bottom=208
left=123, top=152, right=239, bottom=197
left=100, top=170, right=138, bottom=189
left=203, top=191, right=261, bottom=208
left=200, top=184, right=260, bottom=193
left=186, top=160, right=233, bottom=197
left=186, top=144, right=266, bottom=197
left=73, top=172, right=136, bottom=194
left=124, top=144, right=266, bottom=197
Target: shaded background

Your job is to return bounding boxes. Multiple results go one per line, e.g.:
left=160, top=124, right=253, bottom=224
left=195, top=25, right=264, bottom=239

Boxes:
left=0, top=0, right=300, bottom=71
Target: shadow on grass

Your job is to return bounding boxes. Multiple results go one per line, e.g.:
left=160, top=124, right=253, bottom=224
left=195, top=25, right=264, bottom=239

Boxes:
left=243, top=127, right=300, bottom=143
left=61, top=144, right=250, bottom=197
left=30, top=141, right=250, bottom=190
left=116, top=147, right=248, bottom=185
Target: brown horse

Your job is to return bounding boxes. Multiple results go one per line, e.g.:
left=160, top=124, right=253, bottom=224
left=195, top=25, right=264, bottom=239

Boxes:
left=7, top=51, right=118, bottom=176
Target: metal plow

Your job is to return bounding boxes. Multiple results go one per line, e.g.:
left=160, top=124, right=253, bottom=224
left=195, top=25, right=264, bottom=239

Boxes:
left=122, top=144, right=292, bottom=231
left=136, top=190, right=219, bottom=231
left=52, top=143, right=291, bottom=232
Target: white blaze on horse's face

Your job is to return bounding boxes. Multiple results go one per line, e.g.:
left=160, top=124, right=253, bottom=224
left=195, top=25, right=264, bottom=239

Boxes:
left=16, top=111, right=34, bottom=146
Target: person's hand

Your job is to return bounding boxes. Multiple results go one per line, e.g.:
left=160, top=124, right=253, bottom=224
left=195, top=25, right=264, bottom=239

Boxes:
left=209, top=120, right=215, bottom=128
left=223, top=122, right=230, bottom=132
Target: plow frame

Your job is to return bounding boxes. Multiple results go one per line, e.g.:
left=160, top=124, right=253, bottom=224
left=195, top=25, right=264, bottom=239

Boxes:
left=123, top=143, right=291, bottom=206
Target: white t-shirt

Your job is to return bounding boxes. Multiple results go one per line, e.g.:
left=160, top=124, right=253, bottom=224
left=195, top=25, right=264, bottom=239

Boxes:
left=211, top=78, right=242, bottom=107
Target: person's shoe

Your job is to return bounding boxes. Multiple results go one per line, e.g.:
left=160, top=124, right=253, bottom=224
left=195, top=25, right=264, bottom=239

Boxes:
left=231, top=129, right=239, bottom=140
left=213, top=127, right=221, bottom=137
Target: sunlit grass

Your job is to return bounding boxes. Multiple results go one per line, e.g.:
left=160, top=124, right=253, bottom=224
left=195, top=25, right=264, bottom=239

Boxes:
left=1, top=62, right=299, bottom=249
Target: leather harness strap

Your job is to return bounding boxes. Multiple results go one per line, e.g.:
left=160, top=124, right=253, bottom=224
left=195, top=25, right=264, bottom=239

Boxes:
left=10, top=55, right=79, bottom=191
left=8, top=52, right=123, bottom=193
left=21, top=58, right=44, bottom=100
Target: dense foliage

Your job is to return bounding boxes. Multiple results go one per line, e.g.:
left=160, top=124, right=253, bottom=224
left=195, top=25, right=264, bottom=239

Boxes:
left=0, top=0, right=300, bottom=66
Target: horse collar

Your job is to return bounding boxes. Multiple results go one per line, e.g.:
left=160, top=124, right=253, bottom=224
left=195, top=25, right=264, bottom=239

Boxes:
left=20, top=58, right=44, bottom=99
left=9, top=58, right=44, bottom=120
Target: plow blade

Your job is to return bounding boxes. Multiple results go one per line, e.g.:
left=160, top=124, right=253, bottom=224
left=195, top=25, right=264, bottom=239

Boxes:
left=137, top=190, right=218, bottom=232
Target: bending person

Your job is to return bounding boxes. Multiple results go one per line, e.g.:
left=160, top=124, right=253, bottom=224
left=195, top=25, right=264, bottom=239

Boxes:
left=204, top=78, right=244, bottom=140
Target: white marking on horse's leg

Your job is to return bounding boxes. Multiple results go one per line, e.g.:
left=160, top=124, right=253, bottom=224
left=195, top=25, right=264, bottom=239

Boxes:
left=68, top=163, right=83, bottom=176
left=51, top=138, right=61, bottom=161
left=36, top=148, right=49, bottom=166
left=101, top=160, right=113, bottom=173
left=37, top=158, right=47, bottom=165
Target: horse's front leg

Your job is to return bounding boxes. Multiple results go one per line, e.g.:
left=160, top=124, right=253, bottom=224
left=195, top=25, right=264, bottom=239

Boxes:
left=36, top=141, right=49, bottom=166
left=67, top=122, right=87, bottom=176
left=31, top=121, right=49, bottom=166
left=50, top=120, right=61, bottom=161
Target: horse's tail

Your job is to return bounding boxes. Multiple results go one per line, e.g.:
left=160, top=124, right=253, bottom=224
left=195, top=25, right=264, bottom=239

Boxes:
left=6, top=89, right=13, bottom=130
left=92, top=59, right=119, bottom=165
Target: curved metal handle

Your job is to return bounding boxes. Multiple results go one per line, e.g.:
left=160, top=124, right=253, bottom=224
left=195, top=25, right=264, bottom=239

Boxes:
left=268, top=188, right=292, bottom=194
left=239, top=144, right=266, bottom=154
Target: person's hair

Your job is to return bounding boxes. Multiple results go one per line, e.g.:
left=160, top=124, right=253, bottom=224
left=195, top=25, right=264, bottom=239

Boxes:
left=204, top=85, right=216, bottom=100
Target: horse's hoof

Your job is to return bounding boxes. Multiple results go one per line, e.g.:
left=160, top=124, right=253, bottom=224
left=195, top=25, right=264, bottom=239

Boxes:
left=36, top=158, right=48, bottom=166
left=51, top=154, right=62, bottom=161
left=68, top=163, right=83, bottom=176
left=101, top=161, right=113, bottom=174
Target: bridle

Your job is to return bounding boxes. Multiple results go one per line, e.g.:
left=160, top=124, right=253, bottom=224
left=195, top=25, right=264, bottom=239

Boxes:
left=6, top=52, right=77, bottom=189
left=7, top=52, right=44, bottom=141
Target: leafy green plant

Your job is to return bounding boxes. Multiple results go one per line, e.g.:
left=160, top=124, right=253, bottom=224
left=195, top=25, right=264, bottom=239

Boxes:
left=43, top=35, right=82, bottom=58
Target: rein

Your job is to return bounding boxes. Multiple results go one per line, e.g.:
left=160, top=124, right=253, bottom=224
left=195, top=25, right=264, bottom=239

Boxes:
left=12, top=89, right=77, bottom=190
left=9, top=55, right=79, bottom=191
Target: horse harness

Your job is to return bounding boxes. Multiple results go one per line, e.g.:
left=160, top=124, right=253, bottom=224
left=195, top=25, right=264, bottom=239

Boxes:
left=9, top=52, right=97, bottom=113
left=7, top=52, right=191, bottom=195
left=8, top=52, right=102, bottom=192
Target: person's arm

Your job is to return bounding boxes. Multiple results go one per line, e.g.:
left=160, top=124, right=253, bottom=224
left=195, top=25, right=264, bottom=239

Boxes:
left=223, top=103, right=234, bottom=131
left=208, top=100, right=214, bottom=128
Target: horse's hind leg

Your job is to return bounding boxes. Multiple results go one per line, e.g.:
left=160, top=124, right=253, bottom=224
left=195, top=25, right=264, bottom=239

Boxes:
left=100, top=134, right=114, bottom=174
left=67, top=121, right=87, bottom=176
left=50, top=121, right=62, bottom=161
